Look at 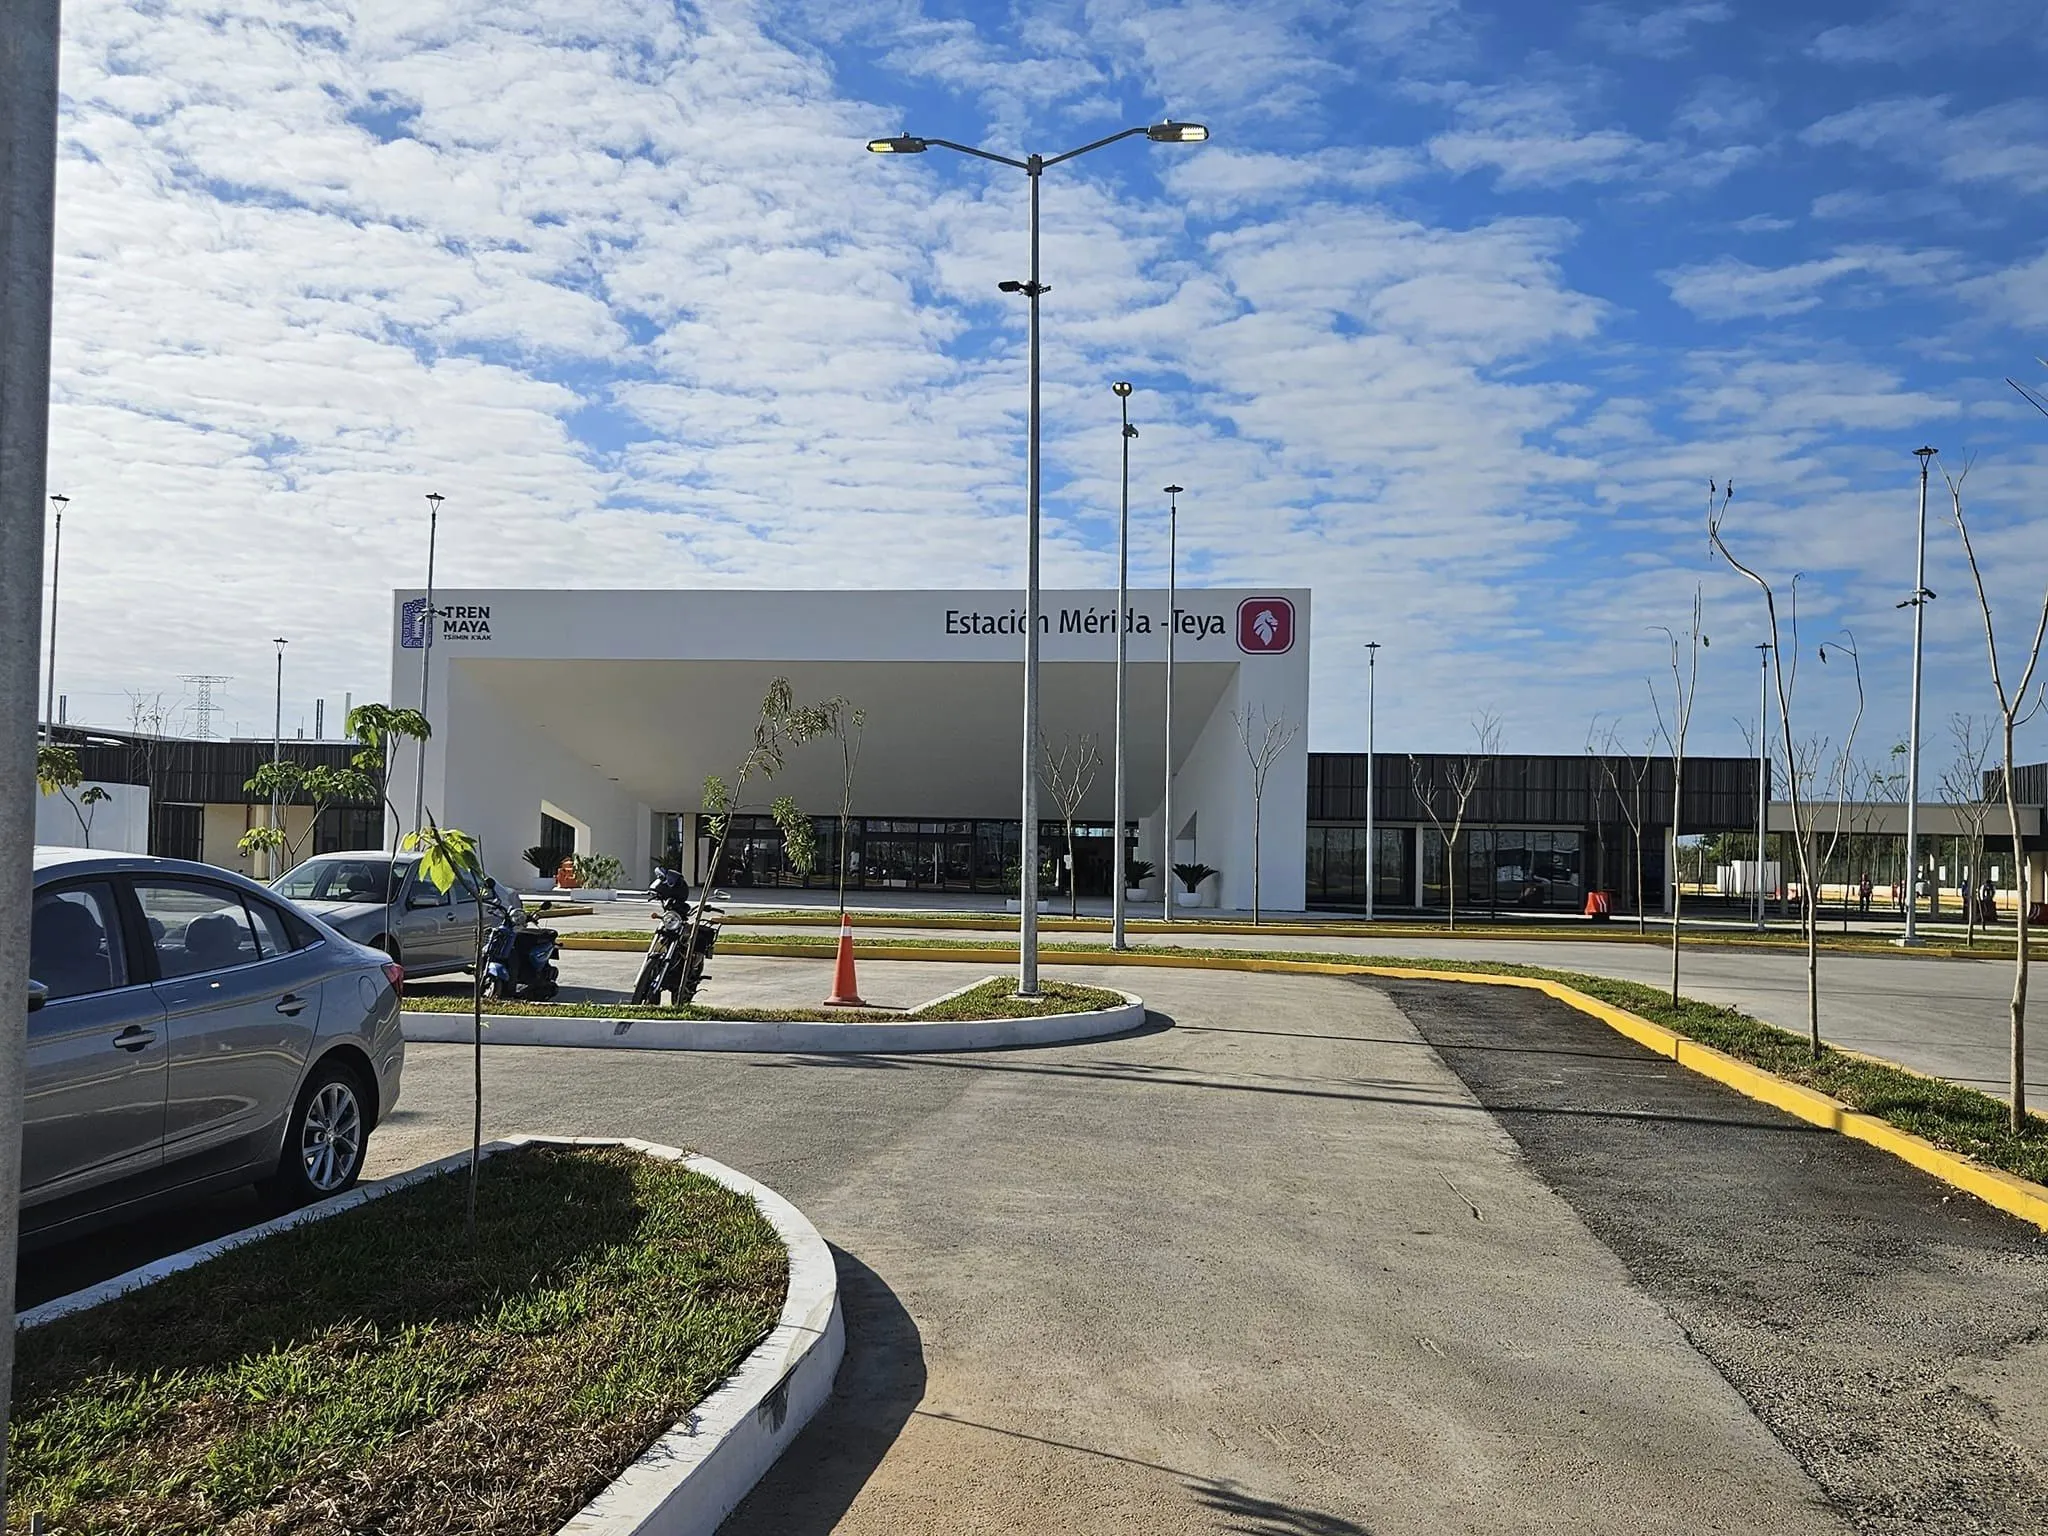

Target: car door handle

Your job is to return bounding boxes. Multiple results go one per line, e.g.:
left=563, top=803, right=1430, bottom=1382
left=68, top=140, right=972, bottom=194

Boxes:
left=112, top=1026, right=157, bottom=1052
left=276, top=994, right=308, bottom=1016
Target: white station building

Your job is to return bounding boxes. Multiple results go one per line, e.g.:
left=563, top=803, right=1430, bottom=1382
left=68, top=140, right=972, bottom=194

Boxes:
left=389, top=587, right=1311, bottom=910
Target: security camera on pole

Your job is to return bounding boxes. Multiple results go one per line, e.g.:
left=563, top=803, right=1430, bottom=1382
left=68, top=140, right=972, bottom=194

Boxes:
left=868, top=119, right=1209, bottom=995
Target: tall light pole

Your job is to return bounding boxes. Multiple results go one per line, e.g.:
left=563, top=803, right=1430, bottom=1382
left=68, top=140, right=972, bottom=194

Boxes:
left=41, top=492, right=65, bottom=739
left=1364, top=641, right=1380, bottom=920
left=413, top=490, right=443, bottom=836
left=1900, top=445, right=1938, bottom=944
left=1162, top=484, right=1182, bottom=923
left=272, top=637, right=288, bottom=876
left=1111, top=381, right=1137, bottom=950
left=1755, top=641, right=1771, bottom=932
left=867, top=121, right=1208, bottom=995
left=3, top=0, right=66, bottom=1484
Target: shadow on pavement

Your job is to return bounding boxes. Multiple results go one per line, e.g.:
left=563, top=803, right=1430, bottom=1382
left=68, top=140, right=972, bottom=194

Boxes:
left=717, top=1244, right=926, bottom=1535
left=1193, top=1480, right=1374, bottom=1535
left=748, top=1047, right=1822, bottom=1133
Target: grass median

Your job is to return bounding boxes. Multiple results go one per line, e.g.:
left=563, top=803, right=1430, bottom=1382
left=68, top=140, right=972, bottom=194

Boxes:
left=657, top=933, right=2048, bottom=1187
left=9, top=1143, right=786, bottom=1536
left=403, top=976, right=1127, bottom=1024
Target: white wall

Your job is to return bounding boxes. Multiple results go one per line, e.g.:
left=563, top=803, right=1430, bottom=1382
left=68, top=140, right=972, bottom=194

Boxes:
left=429, top=666, right=648, bottom=885
left=34, top=782, right=149, bottom=854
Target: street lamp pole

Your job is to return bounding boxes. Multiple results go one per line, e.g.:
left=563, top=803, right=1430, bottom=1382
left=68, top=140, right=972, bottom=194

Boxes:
left=1755, top=642, right=1771, bottom=932
left=1901, top=446, right=1938, bottom=944
left=1112, top=382, right=1136, bottom=950
left=413, top=490, right=443, bottom=838
left=42, top=493, right=65, bottom=739
left=271, top=636, right=288, bottom=877
left=867, top=121, right=1207, bottom=995
left=1365, top=641, right=1380, bottom=921
left=1162, top=484, right=1182, bottom=923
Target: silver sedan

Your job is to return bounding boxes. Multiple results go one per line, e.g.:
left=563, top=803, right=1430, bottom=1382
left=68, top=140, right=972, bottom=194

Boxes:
left=24, top=847, right=405, bottom=1243
left=269, top=850, right=509, bottom=979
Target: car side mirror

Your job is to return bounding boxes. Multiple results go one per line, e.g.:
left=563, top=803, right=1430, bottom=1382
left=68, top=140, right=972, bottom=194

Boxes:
left=28, top=979, right=48, bottom=1013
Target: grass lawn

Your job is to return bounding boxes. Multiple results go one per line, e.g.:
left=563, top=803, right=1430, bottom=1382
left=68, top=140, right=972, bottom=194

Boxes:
left=9, top=1144, right=787, bottom=1536
left=402, top=976, right=1127, bottom=1023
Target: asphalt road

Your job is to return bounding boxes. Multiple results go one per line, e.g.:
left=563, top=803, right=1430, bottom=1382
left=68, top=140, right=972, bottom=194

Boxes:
left=680, top=916, right=2045, bottom=1105
left=21, top=962, right=2048, bottom=1532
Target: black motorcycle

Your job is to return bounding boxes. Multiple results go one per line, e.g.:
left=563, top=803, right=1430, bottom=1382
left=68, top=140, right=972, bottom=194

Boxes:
left=631, top=867, right=719, bottom=1005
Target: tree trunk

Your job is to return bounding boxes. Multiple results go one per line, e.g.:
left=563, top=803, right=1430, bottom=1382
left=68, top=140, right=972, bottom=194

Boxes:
left=1067, top=821, right=1078, bottom=918
left=1446, top=830, right=1457, bottom=932
left=1806, top=873, right=1820, bottom=1056
left=1252, top=797, right=1262, bottom=926
left=468, top=895, right=483, bottom=1235
left=2005, top=729, right=2029, bottom=1130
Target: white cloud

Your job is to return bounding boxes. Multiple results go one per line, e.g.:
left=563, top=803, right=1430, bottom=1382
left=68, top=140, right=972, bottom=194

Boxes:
left=1662, top=246, right=1963, bottom=319
left=1581, top=2, right=1732, bottom=59
left=1802, top=94, right=2048, bottom=195
left=1428, top=81, right=1650, bottom=188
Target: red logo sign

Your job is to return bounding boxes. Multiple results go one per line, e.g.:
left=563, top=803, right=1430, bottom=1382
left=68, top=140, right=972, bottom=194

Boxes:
left=1237, top=597, right=1294, bottom=655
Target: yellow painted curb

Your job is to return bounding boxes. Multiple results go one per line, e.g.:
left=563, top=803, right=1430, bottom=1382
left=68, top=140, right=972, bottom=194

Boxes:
left=644, top=937, right=2048, bottom=1232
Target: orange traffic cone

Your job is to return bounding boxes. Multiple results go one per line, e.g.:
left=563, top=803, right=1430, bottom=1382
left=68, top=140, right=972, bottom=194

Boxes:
left=825, top=916, right=866, bottom=1006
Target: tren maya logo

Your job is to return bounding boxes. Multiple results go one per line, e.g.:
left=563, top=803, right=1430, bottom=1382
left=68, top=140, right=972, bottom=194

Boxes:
left=401, top=600, right=492, bottom=649
left=1236, top=597, right=1294, bottom=655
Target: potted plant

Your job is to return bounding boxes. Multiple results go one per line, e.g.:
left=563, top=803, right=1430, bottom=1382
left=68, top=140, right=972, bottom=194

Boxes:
left=570, top=852, right=624, bottom=901
left=521, top=846, right=555, bottom=885
left=554, top=856, right=580, bottom=890
left=1173, top=861, right=1218, bottom=909
left=1125, top=858, right=1155, bottom=901
left=1001, top=859, right=1051, bottom=914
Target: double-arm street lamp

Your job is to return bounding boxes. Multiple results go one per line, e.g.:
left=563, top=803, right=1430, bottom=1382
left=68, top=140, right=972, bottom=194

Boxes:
left=867, top=119, right=1208, bottom=995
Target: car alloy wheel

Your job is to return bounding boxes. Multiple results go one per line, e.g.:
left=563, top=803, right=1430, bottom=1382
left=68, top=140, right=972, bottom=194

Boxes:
left=300, top=1079, right=364, bottom=1193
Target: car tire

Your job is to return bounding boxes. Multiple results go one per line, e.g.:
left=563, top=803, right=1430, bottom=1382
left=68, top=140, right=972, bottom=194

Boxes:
left=262, top=1058, right=370, bottom=1211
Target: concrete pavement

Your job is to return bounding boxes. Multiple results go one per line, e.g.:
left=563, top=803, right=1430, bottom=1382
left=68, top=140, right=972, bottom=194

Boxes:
left=631, top=915, right=2043, bottom=1105
left=24, top=961, right=2048, bottom=1531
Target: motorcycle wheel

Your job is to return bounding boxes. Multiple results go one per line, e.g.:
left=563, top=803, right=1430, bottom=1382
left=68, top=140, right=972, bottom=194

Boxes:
left=631, top=949, right=665, bottom=1005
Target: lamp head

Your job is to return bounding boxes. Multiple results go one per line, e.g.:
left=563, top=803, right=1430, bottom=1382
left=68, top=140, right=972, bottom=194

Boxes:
left=867, top=134, right=928, bottom=154
left=425, top=491, right=444, bottom=510
left=1164, top=483, right=1183, bottom=496
left=1112, top=380, right=1133, bottom=397
left=49, top=493, right=67, bottom=509
left=1145, top=121, right=1209, bottom=143
left=1914, top=445, right=1937, bottom=461
left=997, top=279, right=1024, bottom=293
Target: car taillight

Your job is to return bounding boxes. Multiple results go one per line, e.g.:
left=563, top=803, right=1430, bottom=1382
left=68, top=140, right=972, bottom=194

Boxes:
left=383, top=961, right=405, bottom=997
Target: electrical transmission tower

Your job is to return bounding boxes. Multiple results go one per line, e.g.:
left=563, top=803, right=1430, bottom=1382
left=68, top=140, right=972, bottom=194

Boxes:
left=180, top=675, right=231, bottom=739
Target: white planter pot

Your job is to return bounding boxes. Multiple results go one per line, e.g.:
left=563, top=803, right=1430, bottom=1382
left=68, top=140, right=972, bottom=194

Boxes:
left=1175, top=890, right=1202, bottom=908
left=1125, top=888, right=1149, bottom=902
left=555, top=886, right=616, bottom=902
left=1003, top=898, right=1051, bottom=913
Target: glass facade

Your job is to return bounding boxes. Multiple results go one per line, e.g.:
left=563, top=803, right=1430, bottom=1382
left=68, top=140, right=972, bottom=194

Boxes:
left=1303, top=826, right=1408, bottom=907
left=692, top=814, right=1134, bottom=897
left=1420, top=826, right=1584, bottom=910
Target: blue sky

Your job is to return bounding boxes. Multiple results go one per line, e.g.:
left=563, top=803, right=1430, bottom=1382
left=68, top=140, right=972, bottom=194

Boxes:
left=41, top=0, right=2048, bottom=780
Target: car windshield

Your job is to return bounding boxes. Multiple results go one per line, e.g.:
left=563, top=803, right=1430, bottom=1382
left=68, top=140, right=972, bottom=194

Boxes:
left=274, top=858, right=398, bottom=905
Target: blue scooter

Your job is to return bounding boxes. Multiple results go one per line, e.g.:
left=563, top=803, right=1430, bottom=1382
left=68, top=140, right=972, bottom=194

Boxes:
left=482, top=895, right=560, bottom=1002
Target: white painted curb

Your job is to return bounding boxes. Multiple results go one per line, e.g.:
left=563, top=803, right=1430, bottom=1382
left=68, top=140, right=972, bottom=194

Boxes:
left=400, top=989, right=1145, bottom=1053
left=18, top=1137, right=844, bottom=1536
